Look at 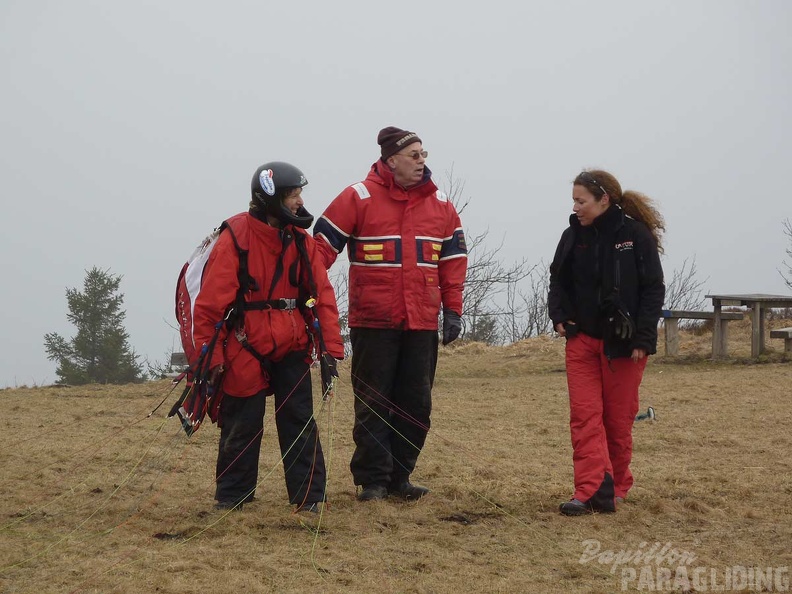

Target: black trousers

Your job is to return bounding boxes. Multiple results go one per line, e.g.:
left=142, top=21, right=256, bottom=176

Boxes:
left=215, top=351, right=326, bottom=505
left=349, top=328, right=438, bottom=487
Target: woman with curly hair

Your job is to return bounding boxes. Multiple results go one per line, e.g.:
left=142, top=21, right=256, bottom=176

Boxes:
left=549, top=170, right=665, bottom=515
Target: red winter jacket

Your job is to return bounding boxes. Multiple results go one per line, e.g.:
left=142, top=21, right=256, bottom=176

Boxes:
left=314, top=162, right=467, bottom=330
left=191, top=212, right=344, bottom=397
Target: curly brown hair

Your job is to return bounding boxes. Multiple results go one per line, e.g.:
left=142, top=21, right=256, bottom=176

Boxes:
left=573, top=169, right=665, bottom=253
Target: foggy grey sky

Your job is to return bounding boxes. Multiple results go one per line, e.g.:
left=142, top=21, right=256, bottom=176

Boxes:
left=1, top=1, right=790, bottom=387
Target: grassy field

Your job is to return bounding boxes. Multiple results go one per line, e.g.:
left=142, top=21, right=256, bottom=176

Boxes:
left=1, top=318, right=791, bottom=594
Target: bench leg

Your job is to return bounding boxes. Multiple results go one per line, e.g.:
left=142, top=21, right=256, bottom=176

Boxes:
left=664, top=319, right=679, bottom=356
left=721, top=321, right=730, bottom=356
left=751, top=304, right=763, bottom=358
left=712, top=302, right=725, bottom=358
left=785, top=338, right=792, bottom=354
left=759, top=307, right=766, bottom=355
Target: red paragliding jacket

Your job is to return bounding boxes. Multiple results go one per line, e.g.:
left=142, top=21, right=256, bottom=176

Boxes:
left=313, top=161, right=467, bottom=330
left=189, top=212, right=344, bottom=397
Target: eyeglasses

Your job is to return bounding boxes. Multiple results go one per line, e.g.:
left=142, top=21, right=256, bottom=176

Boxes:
left=396, top=150, right=428, bottom=160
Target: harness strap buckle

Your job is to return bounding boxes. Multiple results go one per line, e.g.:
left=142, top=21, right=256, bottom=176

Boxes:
left=278, top=298, right=297, bottom=310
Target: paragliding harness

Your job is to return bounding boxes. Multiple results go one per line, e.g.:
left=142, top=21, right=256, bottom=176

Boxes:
left=169, top=216, right=334, bottom=436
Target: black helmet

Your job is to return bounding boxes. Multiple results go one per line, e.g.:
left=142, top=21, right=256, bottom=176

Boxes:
left=250, top=161, right=313, bottom=229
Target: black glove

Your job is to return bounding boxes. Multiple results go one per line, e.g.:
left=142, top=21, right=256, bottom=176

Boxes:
left=320, top=353, right=338, bottom=399
left=601, top=294, right=635, bottom=341
left=604, top=305, right=635, bottom=341
left=442, top=309, right=462, bottom=345
left=610, top=308, right=635, bottom=341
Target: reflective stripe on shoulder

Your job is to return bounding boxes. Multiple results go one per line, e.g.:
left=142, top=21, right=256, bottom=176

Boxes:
left=351, top=182, right=371, bottom=199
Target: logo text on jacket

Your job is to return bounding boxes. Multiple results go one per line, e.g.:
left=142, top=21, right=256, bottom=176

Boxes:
left=614, top=241, right=634, bottom=251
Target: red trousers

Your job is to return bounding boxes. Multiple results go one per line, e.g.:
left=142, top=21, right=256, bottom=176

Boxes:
left=565, top=333, right=647, bottom=505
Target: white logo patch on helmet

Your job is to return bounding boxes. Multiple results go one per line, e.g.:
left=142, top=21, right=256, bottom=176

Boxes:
left=259, top=169, right=276, bottom=196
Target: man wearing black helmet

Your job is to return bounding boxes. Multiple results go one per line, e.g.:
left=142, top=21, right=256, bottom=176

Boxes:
left=189, top=161, right=345, bottom=515
left=314, top=128, right=467, bottom=502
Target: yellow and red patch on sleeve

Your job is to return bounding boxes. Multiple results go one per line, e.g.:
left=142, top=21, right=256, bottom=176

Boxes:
left=418, top=240, right=443, bottom=265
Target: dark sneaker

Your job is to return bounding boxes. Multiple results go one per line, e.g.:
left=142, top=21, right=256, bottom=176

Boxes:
left=389, top=481, right=430, bottom=501
left=357, top=484, right=388, bottom=502
left=559, top=499, right=594, bottom=516
left=214, top=500, right=243, bottom=511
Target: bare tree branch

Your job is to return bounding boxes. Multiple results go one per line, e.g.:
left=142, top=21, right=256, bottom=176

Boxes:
left=664, top=256, right=708, bottom=311
left=780, top=218, right=792, bottom=290
left=330, top=267, right=352, bottom=357
left=443, top=163, right=471, bottom=216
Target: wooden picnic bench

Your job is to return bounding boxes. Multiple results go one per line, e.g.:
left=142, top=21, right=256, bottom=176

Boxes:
left=770, top=327, right=792, bottom=353
left=707, top=294, right=792, bottom=357
left=661, top=309, right=744, bottom=356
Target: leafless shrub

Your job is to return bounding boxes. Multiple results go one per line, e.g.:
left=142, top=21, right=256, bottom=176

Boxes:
left=145, top=347, right=179, bottom=379
left=443, top=168, right=533, bottom=344
left=780, top=218, right=792, bottom=290
left=461, top=233, right=533, bottom=344
left=441, top=164, right=470, bottom=216
left=500, top=261, right=552, bottom=342
left=664, top=256, right=708, bottom=312
left=329, top=268, right=352, bottom=357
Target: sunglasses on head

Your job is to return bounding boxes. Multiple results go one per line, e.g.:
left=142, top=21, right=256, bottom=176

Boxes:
left=579, top=172, right=607, bottom=196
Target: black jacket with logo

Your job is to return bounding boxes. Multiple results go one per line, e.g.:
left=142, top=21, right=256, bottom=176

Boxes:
left=548, top=205, right=665, bottom=358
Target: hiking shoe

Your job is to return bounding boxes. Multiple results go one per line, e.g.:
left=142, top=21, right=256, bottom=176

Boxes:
left=389, top=481, right=430, bottom=501
left=214, top=500, right=243, bottom=511
left=357, top=484, right=388, bottom=502
left=559, top=499, right=594, bottom=516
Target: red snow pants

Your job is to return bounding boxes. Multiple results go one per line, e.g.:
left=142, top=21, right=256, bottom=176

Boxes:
left=565, top=333, right=647, bottom=506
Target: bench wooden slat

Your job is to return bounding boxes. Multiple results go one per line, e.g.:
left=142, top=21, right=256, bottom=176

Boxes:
left=662, top=310, right=743, bottom=356
left=662, top=309, right=744, bottom=320
left=770, top=328, right=792, bottom=353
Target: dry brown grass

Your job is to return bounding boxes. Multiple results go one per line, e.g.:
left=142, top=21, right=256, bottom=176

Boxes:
left=1, top=318, right=791, bottom=594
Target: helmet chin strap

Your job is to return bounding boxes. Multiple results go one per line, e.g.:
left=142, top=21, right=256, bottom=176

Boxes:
left=287, top=205, right=314, bottom=229
left=250, top=193, right=313, bottom=229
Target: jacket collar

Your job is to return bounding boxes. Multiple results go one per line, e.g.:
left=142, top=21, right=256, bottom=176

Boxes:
left=367, top=159, right=437, bottom=199
left=568, top=204, right=625, bottom=234
left=246, top=211, right=294, bottom=250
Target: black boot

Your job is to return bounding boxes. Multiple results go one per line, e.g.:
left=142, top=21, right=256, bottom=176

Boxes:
left=214, top=500, right=244, bottom=511
left=559, top=499, right=593, bottom=516
left=357, top=484, right=388, bottom=502
left=389, top=481, right=430, bottom=500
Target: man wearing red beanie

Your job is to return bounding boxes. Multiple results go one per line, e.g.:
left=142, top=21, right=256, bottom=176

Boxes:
left=314, top=126, right=467, bottom=502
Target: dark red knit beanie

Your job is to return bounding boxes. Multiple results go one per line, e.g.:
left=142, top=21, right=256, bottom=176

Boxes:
left=378, top=126, right=422, bottom=160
